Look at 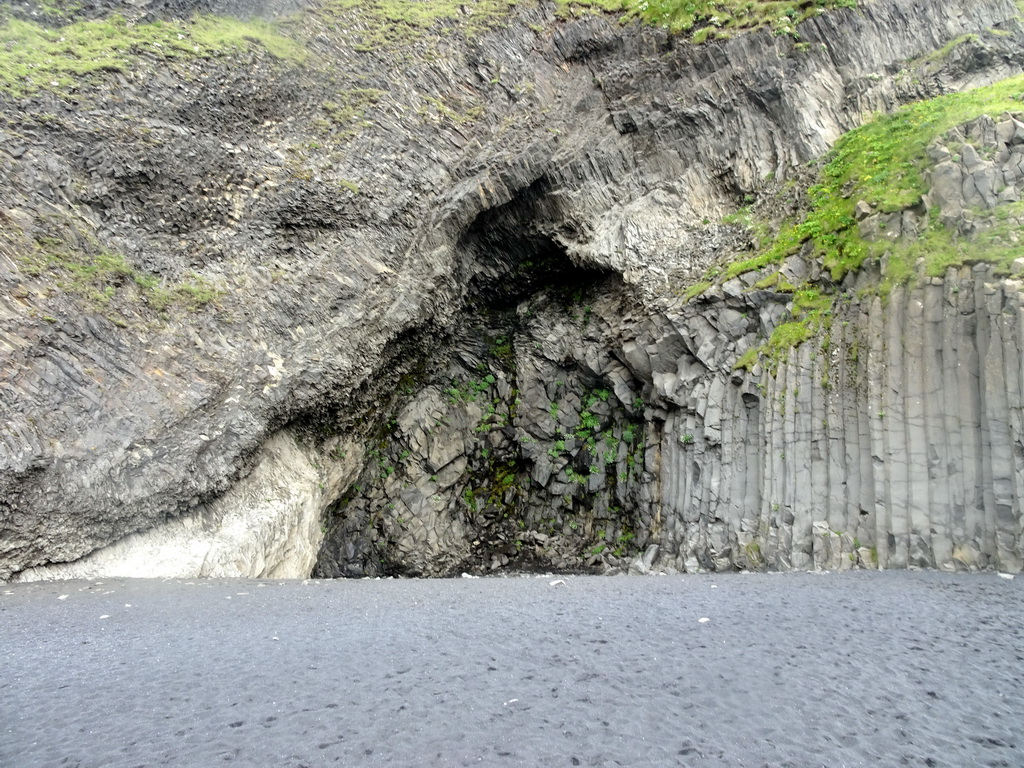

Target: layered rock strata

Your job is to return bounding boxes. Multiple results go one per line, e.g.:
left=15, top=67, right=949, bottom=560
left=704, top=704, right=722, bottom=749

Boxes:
left=3, top=0, right=1024, bottom=579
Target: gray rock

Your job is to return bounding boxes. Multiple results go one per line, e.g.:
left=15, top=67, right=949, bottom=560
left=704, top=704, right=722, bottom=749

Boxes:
left=3, top=0, right=1024, bottom=581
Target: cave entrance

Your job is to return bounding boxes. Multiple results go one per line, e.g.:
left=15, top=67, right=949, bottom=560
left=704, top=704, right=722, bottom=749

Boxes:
left=315, top=178, right=646, bottom=579
left=457, top=177, right=615, bottom=310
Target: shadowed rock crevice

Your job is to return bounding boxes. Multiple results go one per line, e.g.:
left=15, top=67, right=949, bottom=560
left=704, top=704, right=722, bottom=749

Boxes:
left=458, top=177, right=618, bottom=310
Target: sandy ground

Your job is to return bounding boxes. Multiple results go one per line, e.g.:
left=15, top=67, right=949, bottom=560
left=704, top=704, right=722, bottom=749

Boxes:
left=1, top=571, right=1021, bottom=768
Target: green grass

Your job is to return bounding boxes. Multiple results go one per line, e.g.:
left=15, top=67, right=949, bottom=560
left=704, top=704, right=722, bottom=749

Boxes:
left=680, top=279, right=712, bottom=301
left=557, top=0, right=857, bottom=42
left=22, top=1, right=83, bottom=21
left=20, top=239, right=221, bottom=314
left=783, top=74, right=1024, bottom=283
left=723, top=219, right=802, bottom=279
left=724, top=75, right=1024, bottom=369
left=723, top=74, right=1024, bottom=287
left=320, top=0, right=520, bottom=51
left=0, top=13, right=305, bottom=97
left=737, top=287, right=833, bottom=372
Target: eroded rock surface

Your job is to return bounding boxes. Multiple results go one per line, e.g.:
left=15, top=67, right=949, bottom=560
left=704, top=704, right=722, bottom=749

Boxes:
left=2, top=0, right=1024, bottom=579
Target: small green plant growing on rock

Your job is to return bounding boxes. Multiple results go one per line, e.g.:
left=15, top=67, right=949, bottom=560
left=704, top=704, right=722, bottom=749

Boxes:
left=578, top=410, right=600, bottom=433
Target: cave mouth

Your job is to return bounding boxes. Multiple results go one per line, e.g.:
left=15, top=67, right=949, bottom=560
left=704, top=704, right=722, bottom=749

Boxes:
left=313, top=178, right=645, bottom=579
left=457, top=177, right=617, bottom=310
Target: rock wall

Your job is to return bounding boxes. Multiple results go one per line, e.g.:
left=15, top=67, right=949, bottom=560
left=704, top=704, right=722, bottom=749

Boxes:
left=315, top=262, right=1024, bottom=577
left=317, top=112, right=1024, bottom=578
left=2, top=0, right=1024, bottom=579
left=15, top=430, right=362, bottom=580
left=644, top=266, right=1024, bottom=574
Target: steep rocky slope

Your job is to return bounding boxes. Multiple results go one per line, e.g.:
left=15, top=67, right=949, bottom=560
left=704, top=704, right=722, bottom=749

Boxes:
left=2, top=0, right=1023, bottom=580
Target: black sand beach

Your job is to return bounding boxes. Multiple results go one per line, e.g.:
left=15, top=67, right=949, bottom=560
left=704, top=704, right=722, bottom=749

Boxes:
left=1, top=571, right=1021, bottom=767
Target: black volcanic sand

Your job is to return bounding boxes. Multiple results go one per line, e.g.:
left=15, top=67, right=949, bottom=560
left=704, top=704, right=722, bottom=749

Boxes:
left=2, top=571, right=1022, bottom=768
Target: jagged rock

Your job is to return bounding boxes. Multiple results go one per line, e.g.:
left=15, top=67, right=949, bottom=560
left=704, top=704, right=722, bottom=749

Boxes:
left=2, top=0, right=1024, bottom=580
left=14, top=430, right=360, bottom=581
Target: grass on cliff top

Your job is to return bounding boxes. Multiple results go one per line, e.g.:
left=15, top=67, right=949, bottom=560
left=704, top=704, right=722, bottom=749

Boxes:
left=557, top=0, right=857, bottom=42
left=319, top=0, right=520, bottom=50
left=0, top=13, right=304, bottom=97
left=726, top=73, right=1024, bottom=286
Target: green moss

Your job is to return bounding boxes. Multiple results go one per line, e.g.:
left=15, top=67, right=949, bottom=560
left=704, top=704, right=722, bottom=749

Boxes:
left=680, top=279, right=712, bottom=301
left=318, top=88, right=386, bottom=139
left=418, top=94, right=484, bottom=125
left=321, top=0, right=519, bottom=51
left=20, top=238, right=220, bottom=314
left=0, top=14, right=304, bottom=97
left=733, top=346, right=759, bottom=372
left=338, top=178, right=361, bottom=195
left=557, top=0, right=857, bottom=40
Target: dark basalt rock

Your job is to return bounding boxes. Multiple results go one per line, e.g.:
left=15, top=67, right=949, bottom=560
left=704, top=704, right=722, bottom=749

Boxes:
left=2, top=0, right=1024, bottom=580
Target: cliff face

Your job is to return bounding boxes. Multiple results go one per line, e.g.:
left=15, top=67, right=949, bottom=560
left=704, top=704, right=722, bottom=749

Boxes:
left=3, top=0, right=1024, bottom=581
left=620, top=262, right=1024, bottom=575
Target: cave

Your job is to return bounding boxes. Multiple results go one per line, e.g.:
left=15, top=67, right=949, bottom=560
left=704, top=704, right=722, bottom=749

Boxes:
left=314, top=180, right=648, bottom=578
left=457, top=176, right=617, bottom=310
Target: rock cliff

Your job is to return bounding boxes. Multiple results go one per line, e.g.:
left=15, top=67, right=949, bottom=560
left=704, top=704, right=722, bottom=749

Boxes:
left=2, top=0, right=1023, bottom=580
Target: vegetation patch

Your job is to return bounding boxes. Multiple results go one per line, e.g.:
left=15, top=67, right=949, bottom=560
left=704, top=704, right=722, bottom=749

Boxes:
left=316, top=88, right=387, bottom=139
left=0, top=13, right=304, bottom=97
left=556, top=0, right=857, bottom=42
left=736, top=287, right=833, bottom=372
left=681, top=279, right=712, bottom=302
left=319, top=0, right=520, bottom=51
left=417, top=94, right=485, bottom=125
left=20, top=236, right=221, bottom=315
left=717, top=74, right=1024, bottom=367
left=750, top=74, right=1024, bottom=285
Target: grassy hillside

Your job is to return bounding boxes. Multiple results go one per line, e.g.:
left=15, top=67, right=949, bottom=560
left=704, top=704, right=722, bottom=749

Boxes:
left=722, top=73, right=1024, bottom=371
left=0, top=13, right=304, bottom=97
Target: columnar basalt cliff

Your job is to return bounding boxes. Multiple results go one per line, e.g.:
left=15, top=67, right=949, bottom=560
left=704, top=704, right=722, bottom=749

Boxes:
left=2, top=0, right=1023, bottom=581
